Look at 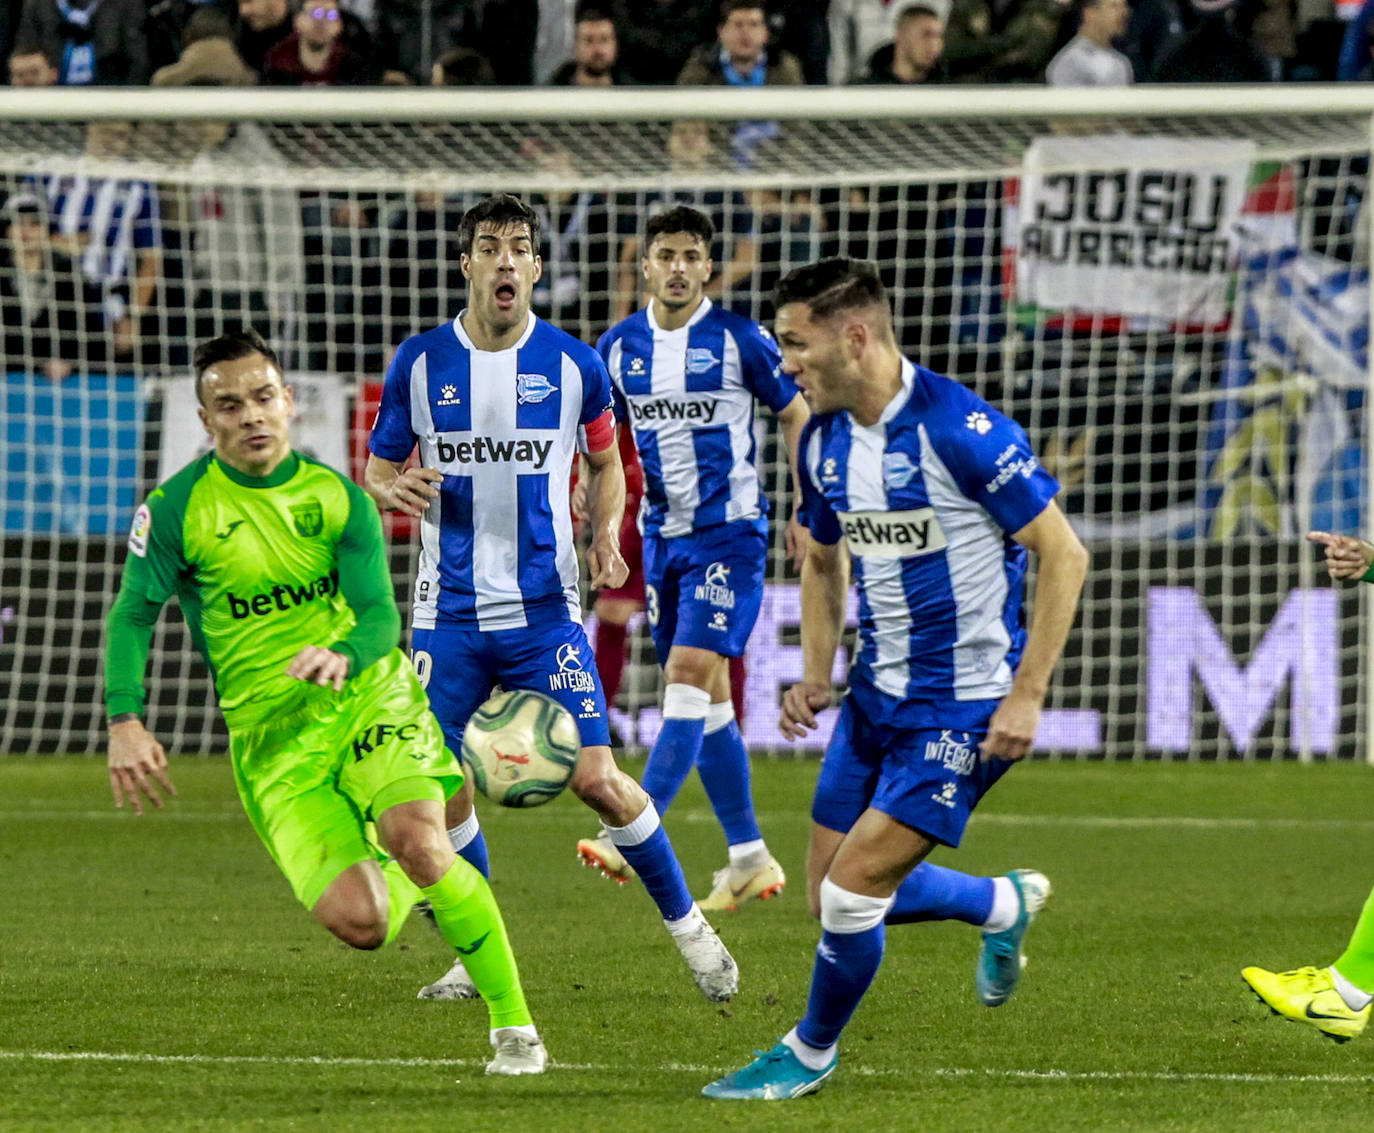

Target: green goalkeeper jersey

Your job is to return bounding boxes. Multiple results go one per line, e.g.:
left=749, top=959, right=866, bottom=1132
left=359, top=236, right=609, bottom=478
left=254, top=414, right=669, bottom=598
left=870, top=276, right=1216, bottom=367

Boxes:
left=105, top=450, right=400, bottom=730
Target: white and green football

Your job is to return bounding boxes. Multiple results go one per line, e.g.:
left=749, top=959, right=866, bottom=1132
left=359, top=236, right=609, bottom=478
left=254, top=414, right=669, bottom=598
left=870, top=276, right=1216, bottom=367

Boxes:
left=461, top=689, right=580, bottom=808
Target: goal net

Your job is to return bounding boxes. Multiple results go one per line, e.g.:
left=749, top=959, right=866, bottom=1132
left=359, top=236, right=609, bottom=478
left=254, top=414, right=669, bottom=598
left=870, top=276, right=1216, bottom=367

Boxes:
left=1, top=87, right=1368, bottom=761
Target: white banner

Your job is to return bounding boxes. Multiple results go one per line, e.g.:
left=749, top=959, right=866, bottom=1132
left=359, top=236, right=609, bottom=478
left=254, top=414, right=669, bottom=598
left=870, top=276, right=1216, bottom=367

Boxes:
left=158, top=372, right=348, bottom=482
left=1015, top=136, right=1256, bottom=324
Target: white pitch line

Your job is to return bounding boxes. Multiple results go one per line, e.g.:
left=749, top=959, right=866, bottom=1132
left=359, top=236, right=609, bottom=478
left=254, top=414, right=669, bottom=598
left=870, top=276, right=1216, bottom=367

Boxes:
left=6, top=809, right=1374, bottom=832
left=1, top=1050, right=1371, bottom=1086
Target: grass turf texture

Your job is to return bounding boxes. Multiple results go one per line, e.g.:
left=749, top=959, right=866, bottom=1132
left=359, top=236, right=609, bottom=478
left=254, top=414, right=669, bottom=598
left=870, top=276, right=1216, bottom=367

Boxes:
left=3, top=757, right=1373, bottom=1132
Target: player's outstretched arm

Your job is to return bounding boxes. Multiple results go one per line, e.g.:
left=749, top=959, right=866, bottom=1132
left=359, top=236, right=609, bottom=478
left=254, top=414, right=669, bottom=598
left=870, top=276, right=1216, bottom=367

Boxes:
left=781, top=536, right=849, bottom=741
left=108, top=719, right=176, bottom=816
left=777, top=394, right=812, bottom=572
left=363, top=453, right=442, bottom=518
left=983, top=500, right=1088, bottom=762
left=1307, top=530, right=1374, bottom=581
left=583, top=442, right=628, bottom=591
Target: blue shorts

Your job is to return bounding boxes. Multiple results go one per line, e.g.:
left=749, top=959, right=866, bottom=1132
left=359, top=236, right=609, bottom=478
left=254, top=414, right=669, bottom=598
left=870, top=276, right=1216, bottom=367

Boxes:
left=641, top=520, right=767, bottom=667
left=412, top=618, right=610, bottom=753
left=810, top=694, right=1014, bottom=848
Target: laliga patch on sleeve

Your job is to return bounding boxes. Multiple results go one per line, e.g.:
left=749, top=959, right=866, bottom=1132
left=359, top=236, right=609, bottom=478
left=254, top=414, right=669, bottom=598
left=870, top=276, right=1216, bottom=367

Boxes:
left=128, top=503, right=151, bottom=558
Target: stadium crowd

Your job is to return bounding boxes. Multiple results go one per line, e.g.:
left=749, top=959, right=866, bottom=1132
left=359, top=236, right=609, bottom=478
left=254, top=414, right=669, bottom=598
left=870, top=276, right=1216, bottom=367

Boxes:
left=0, top=0, right=1370, bottom=91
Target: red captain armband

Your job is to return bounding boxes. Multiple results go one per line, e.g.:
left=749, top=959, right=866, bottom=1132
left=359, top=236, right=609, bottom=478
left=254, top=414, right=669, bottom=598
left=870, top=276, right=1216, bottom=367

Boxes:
left=584, top=409, right=616, bottom=454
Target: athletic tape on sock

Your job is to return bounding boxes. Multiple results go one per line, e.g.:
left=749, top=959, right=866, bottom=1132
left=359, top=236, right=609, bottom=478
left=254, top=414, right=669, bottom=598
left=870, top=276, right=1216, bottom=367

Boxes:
left=704, top=700, right=735, bottom=736
left=819, top=877, right=895, bottom=934
left=662, top=683, right=711, bottom=720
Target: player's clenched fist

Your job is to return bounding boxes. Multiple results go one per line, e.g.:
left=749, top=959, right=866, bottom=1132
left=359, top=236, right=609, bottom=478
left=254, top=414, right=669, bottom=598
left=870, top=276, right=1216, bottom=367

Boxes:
left=1307, top=530, right=1374, bottom=581
left=780, top=680, right=832, bottom=741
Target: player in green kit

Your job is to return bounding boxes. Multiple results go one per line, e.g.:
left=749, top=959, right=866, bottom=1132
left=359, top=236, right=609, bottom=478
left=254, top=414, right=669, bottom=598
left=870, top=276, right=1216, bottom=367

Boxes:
left=104, top=328, right=547, bottom=1075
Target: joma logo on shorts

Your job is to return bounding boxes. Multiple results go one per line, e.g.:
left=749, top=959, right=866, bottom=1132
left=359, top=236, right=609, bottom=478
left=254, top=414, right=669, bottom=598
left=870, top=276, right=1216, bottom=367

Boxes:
left=226, top=570, right=338, bottom=619
left=352, top=722, right=421, bottom=759
left=837, top=508, right=948, bottom=559
left=435, top=435, right=553, bottom=469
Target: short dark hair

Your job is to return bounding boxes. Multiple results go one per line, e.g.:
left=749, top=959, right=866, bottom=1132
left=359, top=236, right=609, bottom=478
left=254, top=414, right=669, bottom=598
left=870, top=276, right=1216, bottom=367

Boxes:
left=183, top=7, right=234, bottom=46
left=193, top=327, right=281, bottom=403
left=719, top=0, right=764, bottom=21
left=459, top=193, right=541, bottom=256
left=574, top=4, right=614, bottom=23
left=644, top=205, right=715, bottom=250
left=9, top=39, right=55, bottom=67
left=774, top=258, right=889, bottom=320
left=434, top=47, right=497, bottom=86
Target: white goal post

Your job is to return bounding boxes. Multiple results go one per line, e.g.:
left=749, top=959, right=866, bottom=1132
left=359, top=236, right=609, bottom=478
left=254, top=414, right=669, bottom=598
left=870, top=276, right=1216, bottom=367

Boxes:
left=0, top=85, right=1369, bottom=762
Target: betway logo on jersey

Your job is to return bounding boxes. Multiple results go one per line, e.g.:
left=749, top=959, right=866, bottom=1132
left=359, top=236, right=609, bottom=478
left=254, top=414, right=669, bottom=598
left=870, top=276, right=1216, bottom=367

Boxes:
left=435, top=435, right=553, bottom=469
left=837, top=508, right=947, bottom=558
left=226, top=569, right=339, bottom=619
left=627, top=398, right=719, bottom=424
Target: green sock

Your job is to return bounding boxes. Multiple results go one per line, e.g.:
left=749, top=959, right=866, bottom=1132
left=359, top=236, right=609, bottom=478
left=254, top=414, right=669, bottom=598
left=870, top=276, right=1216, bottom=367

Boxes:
left=1334, top=884, right=1374, bottom=993
left=421, top=858, right=532, bottom=1029
left=382, top=859, right=421, bottom=947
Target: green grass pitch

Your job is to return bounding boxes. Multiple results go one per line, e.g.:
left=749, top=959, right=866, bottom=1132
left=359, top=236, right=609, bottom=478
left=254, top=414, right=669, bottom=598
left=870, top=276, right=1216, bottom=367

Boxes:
left=4, top=756, right=1374, bottom=1131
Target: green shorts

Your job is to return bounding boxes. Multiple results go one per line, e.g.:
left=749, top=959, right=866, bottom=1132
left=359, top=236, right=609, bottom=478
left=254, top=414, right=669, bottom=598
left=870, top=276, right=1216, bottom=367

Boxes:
left=228, top=649, right=464, bottom=910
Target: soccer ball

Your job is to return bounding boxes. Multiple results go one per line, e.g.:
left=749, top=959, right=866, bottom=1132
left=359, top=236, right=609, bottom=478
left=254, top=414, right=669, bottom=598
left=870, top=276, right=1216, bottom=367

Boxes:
left=461, top=689, right=580, bottom=808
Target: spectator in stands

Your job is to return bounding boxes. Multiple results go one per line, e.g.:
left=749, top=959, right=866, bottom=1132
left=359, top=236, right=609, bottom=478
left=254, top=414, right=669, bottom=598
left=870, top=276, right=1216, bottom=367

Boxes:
left=236, top=0, right=292, bottom=75
left=857, top=2, right=951, bottom=83
left=1118, top=0, right=1184, bottom=80
left=1150, top=0, right=1273, bottom=80
left=944, top=0, right=1065, bottom=82
left=444, top=0, right=537, bottom=84
left=0, top=192, right=108, bottom=379
left=40, top=121, right=162, bottom=362
left=612, top=118, right=757, bottom=320
left=8, top=39, right=57, bottom=84
left=1046, top=0, right=1133, bottom=84
left=773, top=0, right=831, bottom=84
left=524, top=140, right=618, bottom=339
left=611, top=0, right=714, bottom=85
left=263, top=0, right=378, bottom=84
left=15, top=0, right=148, bottom=84
left=165, top=90, right=304, bottom=361
left=431, top=45, right=497, bottom=85
left=152, top=8, right=258, bottom=87
left=549, top=6, right=626, bottom=85
left=1338, top=0, right=1374, bottom=79
left=677, top=0, right=803, bottom=84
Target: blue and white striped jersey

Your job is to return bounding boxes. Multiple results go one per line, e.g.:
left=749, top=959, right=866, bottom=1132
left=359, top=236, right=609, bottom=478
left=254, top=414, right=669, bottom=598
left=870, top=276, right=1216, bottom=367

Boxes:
left=597, top=298, right=799, bottom=539
left=41, top=174, right=160, bottom=324
left=799, top=358, right=1060, bottom=727
left=369, top=312, right=614, bottom=632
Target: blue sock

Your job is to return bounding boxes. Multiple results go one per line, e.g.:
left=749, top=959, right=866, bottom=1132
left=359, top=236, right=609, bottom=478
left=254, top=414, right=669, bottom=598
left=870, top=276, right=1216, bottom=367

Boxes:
left=796, top=925, right=886, bottom=1050
left=696, top=714, right=761, bottom=847
left=641, top=683, right=710, bottom=814
left=607, top=804, right=694, bottom=923
left=886, top=862, right=993, bottom=926
left=448, top=814, right=490, bottom=880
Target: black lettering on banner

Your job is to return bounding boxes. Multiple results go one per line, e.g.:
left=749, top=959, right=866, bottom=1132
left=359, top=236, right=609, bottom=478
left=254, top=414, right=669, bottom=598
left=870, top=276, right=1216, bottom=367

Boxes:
left=1084, top=171, right=1127, bottom=225
left=1037, top=172, right=1075, bottom=222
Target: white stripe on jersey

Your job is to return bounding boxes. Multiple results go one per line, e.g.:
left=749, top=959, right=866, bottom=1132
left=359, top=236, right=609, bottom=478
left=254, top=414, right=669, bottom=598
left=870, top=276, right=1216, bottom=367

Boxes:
left=846, top=421, right=910, bottom=699
left=554, top=351, right=584, bottom=621
left=722, top=330, right=760, bottom=524
left=918, top=422, right=1014, bottom=700
left=648, top=315, right=702, bottom=522
left=409, top=351, right=443, bottom=628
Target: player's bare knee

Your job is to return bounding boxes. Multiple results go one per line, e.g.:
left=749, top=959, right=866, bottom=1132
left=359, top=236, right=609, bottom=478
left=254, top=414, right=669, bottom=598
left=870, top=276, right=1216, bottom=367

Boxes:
left=330, top=914, right=388, bottom=950
left=386, top=824, right=450, bottom=887
left=444, top=778, right=475, bottom=828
